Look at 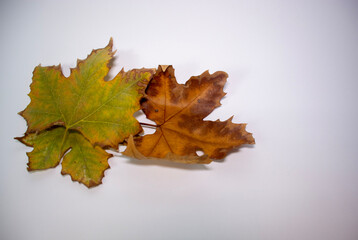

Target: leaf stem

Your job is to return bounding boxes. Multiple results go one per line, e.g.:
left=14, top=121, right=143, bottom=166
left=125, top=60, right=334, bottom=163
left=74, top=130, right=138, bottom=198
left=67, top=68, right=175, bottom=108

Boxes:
left=139, top=122, right=158, bottom=128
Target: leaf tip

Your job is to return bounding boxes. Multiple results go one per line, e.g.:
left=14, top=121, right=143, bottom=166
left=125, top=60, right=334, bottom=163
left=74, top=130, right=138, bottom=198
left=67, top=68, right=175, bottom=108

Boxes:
left=15, top=134, right=34, bottom=147
left=108, top=37, right=114, bottom=49
left=27, top=163, right=35, bottom=172
left=14, top=136, right=24, bottom=144
left=241, top=124, right=255, bottom=145
left=87, top=180, right=99, bottom=188
left=158, top=65, right=174, bottom=73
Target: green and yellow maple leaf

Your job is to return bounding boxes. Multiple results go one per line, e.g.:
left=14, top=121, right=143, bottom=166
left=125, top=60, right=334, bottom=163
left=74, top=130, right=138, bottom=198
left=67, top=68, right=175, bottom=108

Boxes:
left=16, top=39, right=155, bottom=187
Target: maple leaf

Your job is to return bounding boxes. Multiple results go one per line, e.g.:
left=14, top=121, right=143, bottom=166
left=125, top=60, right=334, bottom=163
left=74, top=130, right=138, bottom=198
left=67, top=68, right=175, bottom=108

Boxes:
left=20, top=38, right=154, bottom=148
left=123, top=65, right=255, bottom=163
left=16, top=39, right=154, bottom=187
left=16, top=128, right=111, bottom=187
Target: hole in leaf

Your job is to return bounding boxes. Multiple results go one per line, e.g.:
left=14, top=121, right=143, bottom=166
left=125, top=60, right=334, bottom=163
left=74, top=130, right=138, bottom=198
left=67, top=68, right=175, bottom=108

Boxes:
left=196, top=150, right=204, bottom=156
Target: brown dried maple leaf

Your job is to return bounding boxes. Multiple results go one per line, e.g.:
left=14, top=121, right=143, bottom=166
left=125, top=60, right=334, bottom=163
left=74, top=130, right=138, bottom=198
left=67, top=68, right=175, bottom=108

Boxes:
left=123, top=65, right=255, bottom=163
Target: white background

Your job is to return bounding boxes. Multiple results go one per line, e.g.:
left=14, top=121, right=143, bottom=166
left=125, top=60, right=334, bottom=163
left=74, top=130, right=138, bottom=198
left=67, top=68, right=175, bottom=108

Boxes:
left=1, top=0, right=357, bottom=239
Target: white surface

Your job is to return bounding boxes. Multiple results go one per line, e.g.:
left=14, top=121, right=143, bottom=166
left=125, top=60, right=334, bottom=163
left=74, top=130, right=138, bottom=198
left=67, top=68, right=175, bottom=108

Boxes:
left=1, top=0, right=358, bottom=239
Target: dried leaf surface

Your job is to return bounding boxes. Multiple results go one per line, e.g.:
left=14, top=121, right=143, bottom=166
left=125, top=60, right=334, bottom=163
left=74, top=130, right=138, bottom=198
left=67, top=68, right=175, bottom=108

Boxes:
left=125, top=135, right=212, bottom=164
left=123, top=66, right=255, bottom=163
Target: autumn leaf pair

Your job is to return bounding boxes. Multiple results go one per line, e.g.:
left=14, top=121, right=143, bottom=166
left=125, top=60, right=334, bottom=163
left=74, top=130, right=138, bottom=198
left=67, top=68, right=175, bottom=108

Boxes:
left=16, top=39, right=255, bottom=188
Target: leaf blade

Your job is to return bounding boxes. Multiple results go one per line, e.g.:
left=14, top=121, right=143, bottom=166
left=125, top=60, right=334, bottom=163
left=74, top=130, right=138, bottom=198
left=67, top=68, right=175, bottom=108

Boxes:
left=61, top=131, right=112, bottom=188
left=17, top=39, right=155, bottom=186
left=70, top=68, right=154, bottom=147
left=123, top=65, right=255, bottom=162
left=16, top=127, right=68, bottom=170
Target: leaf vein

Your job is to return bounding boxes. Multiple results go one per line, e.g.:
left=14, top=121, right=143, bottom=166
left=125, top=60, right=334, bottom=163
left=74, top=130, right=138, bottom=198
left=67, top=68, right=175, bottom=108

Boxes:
left=164, top=84, right=211, bottom=123
left=69, top=79, right=140, bottom=128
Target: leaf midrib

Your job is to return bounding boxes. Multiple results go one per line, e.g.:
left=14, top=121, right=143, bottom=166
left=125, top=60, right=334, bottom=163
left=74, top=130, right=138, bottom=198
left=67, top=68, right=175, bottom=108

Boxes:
left=67, top=61, right=106, bottom=126
left=162, top=83, right=211, bottom=124
left=67, top=77, right=140, bottom=129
